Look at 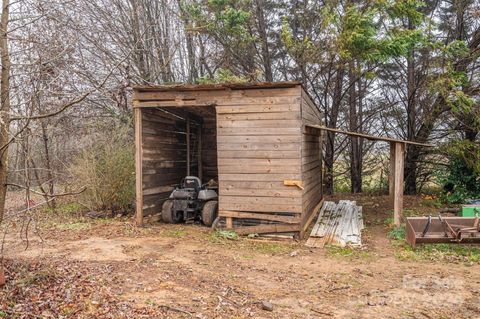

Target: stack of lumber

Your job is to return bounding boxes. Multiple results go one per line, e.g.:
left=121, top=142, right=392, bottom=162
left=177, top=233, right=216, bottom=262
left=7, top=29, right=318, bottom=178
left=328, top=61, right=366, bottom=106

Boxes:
left=306, top=200, right=364, bottom=248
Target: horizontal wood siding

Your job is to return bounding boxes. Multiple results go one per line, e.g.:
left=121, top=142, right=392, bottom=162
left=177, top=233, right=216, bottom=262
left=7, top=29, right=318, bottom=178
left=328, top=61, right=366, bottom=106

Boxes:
left=217, top=87, right=303, bottom=222
left=141, top=109, right=187, bottom=216
left=301, top=91, right=323, bottom=231
left=202, top=115, right=217, bottom=182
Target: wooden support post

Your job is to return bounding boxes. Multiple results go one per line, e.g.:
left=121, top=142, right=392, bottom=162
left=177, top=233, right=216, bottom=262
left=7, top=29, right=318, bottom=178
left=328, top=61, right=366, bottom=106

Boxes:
left=134, top=107, right=143, bottom=226
left=226, top=217, right=233, bottom=229
left=393, top=142, right=405, bottom=227
left=186, top=117, right=190, bottom=176
left=197, top=123, right=202, bottom=181
left=389, top=142, right=395, bottom=202
left=319, top=130, right=324, bottom=197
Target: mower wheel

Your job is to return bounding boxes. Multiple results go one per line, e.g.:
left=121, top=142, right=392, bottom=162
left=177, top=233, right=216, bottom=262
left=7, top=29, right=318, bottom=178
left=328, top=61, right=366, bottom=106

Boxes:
left=202, top=200, right=218, bottom=227
left=161, top=200, right=181, bottom=224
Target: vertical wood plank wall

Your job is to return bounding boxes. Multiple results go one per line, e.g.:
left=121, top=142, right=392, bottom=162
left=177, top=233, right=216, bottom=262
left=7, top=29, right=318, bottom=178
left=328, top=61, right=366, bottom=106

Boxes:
left=216, top=87, right=304, bottom=227
left=201, top=116, right=218, bottom=182
left=300, top=91, right=324, bottom=231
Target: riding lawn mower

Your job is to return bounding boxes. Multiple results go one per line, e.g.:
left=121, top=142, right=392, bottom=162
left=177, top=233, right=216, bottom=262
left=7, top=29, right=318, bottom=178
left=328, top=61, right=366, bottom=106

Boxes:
left=161, top=176, right=218, bottom=226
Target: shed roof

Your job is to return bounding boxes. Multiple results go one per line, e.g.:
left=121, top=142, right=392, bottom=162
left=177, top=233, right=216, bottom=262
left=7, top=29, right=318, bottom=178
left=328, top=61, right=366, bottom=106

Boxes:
left=133, top=81, right=302, bottom=92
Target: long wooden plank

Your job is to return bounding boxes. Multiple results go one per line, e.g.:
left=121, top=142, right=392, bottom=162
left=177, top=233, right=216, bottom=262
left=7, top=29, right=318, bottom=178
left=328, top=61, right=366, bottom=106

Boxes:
left=219, top=187, right=302, bottom=198
left=218, top=173, right=301, bottom=182
left=307, top=124, right=434, bottom=147
left=218, top=158, right=300, bottom=166
left=217, top=111, right=300, bottom=121
left=142, top=158, right=188, bottom=168
left=219, top=202, right=302, bottom=213
left=143, top=172, right=185, bottom=183
left=217, top=127, right=301, bottom=136
left=143, top=185, right=175, bottom=196
left=219, top=211, right=300, bottom=224
left=216, top=104, right=300, bottom=114
left=218, top=119, right=300, bottom=128
left=135, top=87, right=300, bottom=101
left=300, top=198, right=324, bottom=239
left=220, top=180, right=299, bottom=190
left=138, top=96, right=301, bottom=107
left=220, top=195, right=302, bottom=205
left=135, top=107, right=144, bottom=226
left=142, top=167, right=188, bottom=175
left=218, top=165, right=300, bottom=174
left=143, top=192, right=172, bottom=206
left=217, top=150, right=300, bottom=159
left=217, top=135, right=300, bottom=144
left=233, top=224, right=300, bottom=235
left=217, top=142, right=301, bottom=151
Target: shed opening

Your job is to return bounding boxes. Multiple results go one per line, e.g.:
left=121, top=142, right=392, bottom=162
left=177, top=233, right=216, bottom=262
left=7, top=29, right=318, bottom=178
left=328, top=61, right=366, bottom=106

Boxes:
left=138, top=106, right=218, bottom=218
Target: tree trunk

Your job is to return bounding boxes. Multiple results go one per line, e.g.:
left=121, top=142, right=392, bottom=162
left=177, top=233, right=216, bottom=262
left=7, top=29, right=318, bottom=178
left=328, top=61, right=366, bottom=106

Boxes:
left=324, top=65, right=344, bottom=195
left=41, top=122, right=55, bottom=208
left=255, top=0, right=273, bottom=82
left=0, top=0, right=10, bottom=224
left=177, top=0, right=198, bottom=83
left=348, top=61, right=361, bottom=193
left=357, top=67, right=364, bottom=190
left=404, top=18, right=417, bottom=195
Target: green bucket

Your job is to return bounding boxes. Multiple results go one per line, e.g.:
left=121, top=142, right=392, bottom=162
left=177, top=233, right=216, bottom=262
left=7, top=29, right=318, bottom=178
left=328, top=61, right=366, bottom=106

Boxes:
left=460, top=205, right=480, bottom=217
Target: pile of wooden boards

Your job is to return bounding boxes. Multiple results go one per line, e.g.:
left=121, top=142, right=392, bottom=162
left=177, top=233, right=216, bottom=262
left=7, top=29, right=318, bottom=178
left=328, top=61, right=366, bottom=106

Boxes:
left=306, top=200, right=364, bottom=248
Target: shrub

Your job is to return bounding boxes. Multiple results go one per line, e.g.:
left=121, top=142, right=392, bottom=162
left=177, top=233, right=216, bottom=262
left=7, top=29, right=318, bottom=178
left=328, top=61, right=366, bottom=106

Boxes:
left=387, top=225, right=406, bottom=240
left=439, top=140, right=480, bottom=204
left=69, top=127, right=135, bottom=213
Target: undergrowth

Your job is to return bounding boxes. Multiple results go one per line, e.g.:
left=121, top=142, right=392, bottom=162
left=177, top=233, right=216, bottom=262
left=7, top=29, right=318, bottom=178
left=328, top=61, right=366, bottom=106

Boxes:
left=326, top=245, right=372, bottom=260
left=395, top=243, right=480, bottom=264
left=387, top=221, right=480, bottom=264
left=209, top=230, right=294, bottom=255
left=45, top=202, right=84, bottom=215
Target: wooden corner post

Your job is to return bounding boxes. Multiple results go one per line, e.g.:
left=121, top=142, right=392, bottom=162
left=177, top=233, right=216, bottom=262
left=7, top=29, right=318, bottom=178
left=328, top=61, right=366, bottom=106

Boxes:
left=135, top=107, right=144, bottom=226
left=391, top=142, right=405, bottom=227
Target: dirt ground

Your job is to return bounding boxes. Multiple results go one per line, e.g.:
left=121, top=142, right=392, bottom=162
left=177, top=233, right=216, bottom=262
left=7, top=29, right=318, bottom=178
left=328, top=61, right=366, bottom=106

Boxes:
left=1, top=192, right=480, bottom=318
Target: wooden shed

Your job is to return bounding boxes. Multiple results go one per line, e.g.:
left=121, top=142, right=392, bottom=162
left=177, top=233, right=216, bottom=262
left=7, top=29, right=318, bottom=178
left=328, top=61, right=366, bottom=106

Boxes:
left=133, top=82, right=324, bottom=238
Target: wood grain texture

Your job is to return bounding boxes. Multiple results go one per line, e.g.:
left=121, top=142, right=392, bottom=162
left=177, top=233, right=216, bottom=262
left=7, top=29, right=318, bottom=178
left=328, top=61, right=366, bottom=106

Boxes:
left=135, top=107, right=144, bottom=226
left=134, top=84, right=327, bottom=236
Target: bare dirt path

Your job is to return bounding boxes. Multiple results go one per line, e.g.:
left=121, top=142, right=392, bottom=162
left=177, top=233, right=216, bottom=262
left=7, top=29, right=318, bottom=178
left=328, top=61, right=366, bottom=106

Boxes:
left=2, top=194, right=480, bottom=318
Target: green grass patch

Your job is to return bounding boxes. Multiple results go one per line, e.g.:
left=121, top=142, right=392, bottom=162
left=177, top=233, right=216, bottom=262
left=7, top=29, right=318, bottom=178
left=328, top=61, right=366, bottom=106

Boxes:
left=45, top=202, right=83, bottom=215
left=387, top=225, right=406, bottom=240
left=384, top=217, right=394, bottom=227
left=420, top=198, right=443, bottom=208
left=395, top=243, right=480, bottom=264
left=211, top=230, right=239, bottom=241
left=326, top=245, right=372, bottom=259
left=250, top=242, right=291, bottom=254
left=163, top=229, right=188, bottom=238
left=208, top=230, right=239, bottom=244
left=387, top=223, right=480, bottom=264
left=56, top=221, right=91, bottom=231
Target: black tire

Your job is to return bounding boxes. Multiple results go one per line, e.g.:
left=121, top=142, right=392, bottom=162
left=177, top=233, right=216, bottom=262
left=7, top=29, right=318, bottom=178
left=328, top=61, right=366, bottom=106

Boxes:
left=202, top=200, right=218, bottom=227
left=161, top=200, right=181, bottom=224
